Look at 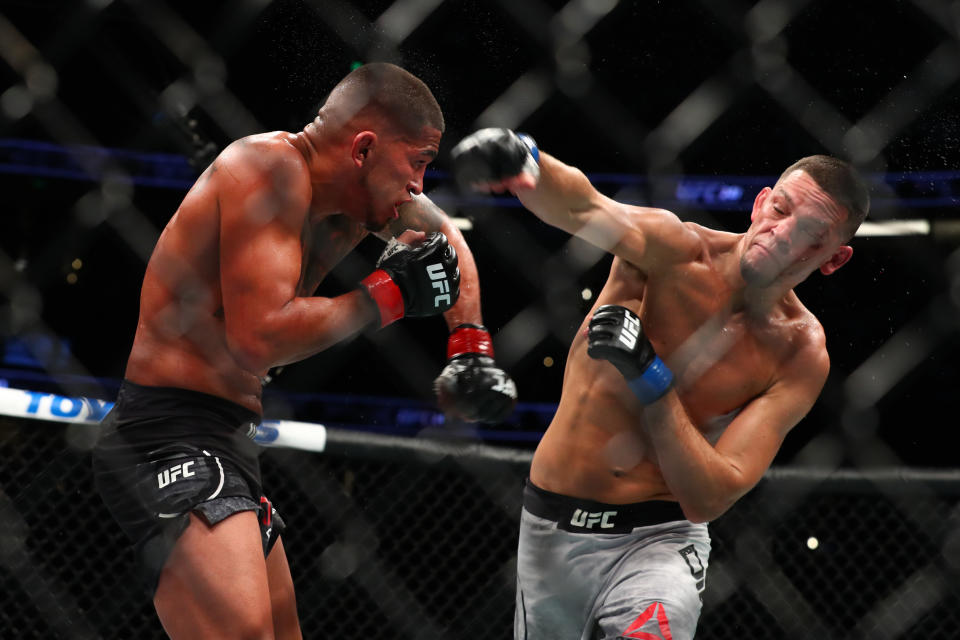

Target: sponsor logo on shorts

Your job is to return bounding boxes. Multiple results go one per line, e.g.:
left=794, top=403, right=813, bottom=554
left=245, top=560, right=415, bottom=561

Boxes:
left=679, top=544, right=707, bottom=595
left=260, top=496, right=274, bottom=539
left=570, top=508, right=618, bottom=529
left=621, top=601, right=673, bottom=639
left=157, top=461, right=196, bottom=489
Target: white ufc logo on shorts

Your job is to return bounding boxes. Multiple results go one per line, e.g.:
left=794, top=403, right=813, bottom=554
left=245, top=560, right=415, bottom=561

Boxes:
left=619, top=312, right=640, bottom=350
left=157, top=461, right=195, bottom=488
left=570, top=508, right=618, bottom=529
left=427, top=263, right=451, bottom=308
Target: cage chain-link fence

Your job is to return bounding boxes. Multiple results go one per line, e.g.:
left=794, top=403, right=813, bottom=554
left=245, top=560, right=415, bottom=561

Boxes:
left=2, top=421, right=960, bottom=639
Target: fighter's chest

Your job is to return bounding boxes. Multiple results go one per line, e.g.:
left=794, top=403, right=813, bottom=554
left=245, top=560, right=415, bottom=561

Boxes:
left=297, top=215, right=367, bottom=295
left=633, top=269, right=784, bottom=415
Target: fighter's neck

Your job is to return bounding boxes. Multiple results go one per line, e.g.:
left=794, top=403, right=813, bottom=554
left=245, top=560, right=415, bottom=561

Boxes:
left=718, top=240, right=794, bottom=319
left=288, top=128, right=359, bottom=220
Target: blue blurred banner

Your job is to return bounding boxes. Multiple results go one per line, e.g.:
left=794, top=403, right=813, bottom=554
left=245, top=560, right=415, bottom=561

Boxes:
left=3, top=138, right=958, bottom=211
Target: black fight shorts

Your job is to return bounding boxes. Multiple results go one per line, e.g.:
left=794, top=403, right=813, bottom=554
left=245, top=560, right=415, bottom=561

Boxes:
left=92, top=381, right=286, bottom=595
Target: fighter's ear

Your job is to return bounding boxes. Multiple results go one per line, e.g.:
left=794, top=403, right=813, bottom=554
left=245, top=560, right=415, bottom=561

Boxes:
left=352, top=131, right=377, bottom=167
left=750, top=186, right=772, bottom=223
left=820, top=245, right=853, bottom=275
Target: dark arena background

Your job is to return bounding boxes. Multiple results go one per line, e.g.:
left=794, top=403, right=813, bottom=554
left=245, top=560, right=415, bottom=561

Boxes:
left=2, top=1, right=960, bottom=638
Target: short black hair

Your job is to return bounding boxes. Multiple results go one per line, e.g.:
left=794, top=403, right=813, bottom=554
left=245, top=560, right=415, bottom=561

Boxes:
left=324, top=62, right=444, bottom=136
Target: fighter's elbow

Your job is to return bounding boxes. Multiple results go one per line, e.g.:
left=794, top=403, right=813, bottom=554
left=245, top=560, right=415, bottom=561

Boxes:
left=679, top=498, right=733, bottom=524
left=679, top=483, right=745, bottom=523
left=232, top=343, right=273, bottom=374
left=225, top=327, right=276, bottom=373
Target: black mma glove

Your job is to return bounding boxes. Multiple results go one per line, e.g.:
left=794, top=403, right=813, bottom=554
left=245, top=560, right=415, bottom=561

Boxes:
left=450, top=128, right=540, bottom=189
left=360, top=232, right=460, bottom=328
left=587, top=305, right=674, bottom=404
left=434, top=324, right=517, bottom=422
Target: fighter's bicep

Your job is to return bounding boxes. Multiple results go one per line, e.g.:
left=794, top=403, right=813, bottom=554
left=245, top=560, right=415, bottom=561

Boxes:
left=222, top=217, right=303, bottom=298
left=217, top=175, right=310, bottom=316
left=577, top=198, right=698, bottom=270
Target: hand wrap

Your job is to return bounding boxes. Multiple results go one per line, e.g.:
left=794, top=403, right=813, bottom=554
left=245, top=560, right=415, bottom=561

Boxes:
left=587, top=305, right=674, bottom=404
left=434, top=324, right=517, bottom=422
left=360, top=232, right=460, bottom=327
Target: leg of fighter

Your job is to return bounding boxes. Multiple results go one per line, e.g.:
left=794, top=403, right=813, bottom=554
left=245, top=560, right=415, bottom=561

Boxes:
left=594, top=530, right=709, bottom=640
left=154, top=511, right=276, bottom=639
left=265, top=537, right=302, bottom=639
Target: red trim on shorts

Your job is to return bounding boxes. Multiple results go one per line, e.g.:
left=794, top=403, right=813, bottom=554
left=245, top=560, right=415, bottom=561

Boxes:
left=259, top=496, right=272, bottom=528
left=447, top=326, right=494, bottom=359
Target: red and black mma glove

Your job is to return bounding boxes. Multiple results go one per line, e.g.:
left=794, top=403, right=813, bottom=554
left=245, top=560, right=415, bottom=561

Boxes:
left=359, top=232, right=461, bottom=328
left=450, top=128, right=540, bottom=189
left=434, top=324, right=518, bottom=423
left=587, top=305, right=674, bottom=404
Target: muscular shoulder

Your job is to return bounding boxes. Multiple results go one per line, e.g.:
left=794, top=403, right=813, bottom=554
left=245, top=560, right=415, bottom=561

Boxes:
left=211, top=132, right=312, bottom=225
left=686, top=222, right=741, bottom=256
left=216, top=132, right=310, bottom=189
left=620, top=206, right=703, bottom=269
left=777, top=301, right=830, bottom=388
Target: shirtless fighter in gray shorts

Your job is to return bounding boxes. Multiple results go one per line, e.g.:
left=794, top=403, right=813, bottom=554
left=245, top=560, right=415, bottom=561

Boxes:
left=452, top=129, right=869, bottom=639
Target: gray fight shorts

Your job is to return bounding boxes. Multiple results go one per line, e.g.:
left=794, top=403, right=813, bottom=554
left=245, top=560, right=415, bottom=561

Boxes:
left=515, top=480, right=710, bottom=640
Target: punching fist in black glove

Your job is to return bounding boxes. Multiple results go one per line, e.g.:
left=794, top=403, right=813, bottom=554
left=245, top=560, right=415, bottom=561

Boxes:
left=587, top=305, right=674, bottom=404
left=360, top=232, right=460, bottom=328
left=450, top=128, right=540, bottom=191
left=434, top=324, right=517, bottom=422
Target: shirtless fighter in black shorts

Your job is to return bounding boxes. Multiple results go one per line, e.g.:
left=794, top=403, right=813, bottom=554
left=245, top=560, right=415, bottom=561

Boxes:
left=93, top=64, right=516, bottom=639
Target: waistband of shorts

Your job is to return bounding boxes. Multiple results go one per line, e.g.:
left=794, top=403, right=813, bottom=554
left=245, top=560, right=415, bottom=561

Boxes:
left=523, top=479, right=687, bottom=534
left=115, top=380, right=261, bottom=429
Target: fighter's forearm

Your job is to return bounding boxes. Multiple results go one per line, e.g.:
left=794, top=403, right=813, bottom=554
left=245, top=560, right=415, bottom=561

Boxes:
left=437, top=216, right=483, bottom=330
left=515, top=152, right=600, bottom=236
left=516, top=153, right=650, bottom=260
left=641, top=393, right=749, bottom=523
left=392, top=194, right=484, bottom=330
left=226, top=290, right=379, bottom=372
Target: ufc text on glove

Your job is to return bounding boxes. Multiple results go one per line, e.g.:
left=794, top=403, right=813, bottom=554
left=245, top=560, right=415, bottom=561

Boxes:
left=360, top=232, right=461, bottom=327
left=586, top=304, right=674, bottom=404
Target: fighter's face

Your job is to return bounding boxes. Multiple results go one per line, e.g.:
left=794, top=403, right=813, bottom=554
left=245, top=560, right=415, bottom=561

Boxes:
left=740, top=170, right=852, bottom=287
left=359, top=127, right=441, bottom=232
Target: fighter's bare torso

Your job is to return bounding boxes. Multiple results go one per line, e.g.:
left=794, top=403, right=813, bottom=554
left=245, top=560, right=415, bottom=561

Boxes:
left=124, top=132, right=368, bottom=415
left=530, top=222, right=826, bottom=504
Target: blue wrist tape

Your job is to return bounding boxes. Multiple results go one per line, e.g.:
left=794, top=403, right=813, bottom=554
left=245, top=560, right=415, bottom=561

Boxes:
left=517, top=133, right=539, bottom=164
left=626, top=356, right=674, bottom=404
